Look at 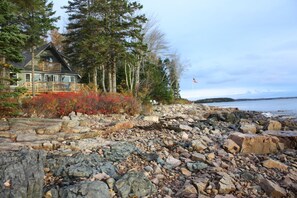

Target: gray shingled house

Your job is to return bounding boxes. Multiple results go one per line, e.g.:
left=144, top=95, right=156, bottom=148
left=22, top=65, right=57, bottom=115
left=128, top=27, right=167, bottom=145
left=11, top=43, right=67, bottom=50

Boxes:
left=10, top=42, right=81, bottom=92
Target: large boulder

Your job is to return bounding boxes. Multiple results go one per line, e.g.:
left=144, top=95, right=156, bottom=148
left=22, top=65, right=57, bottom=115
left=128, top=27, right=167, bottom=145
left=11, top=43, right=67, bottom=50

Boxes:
left=0, top=150, right=45, bottom=198
left=115, top=171, right=156, bottom=198
left=45, top=153, right=118, bottom=180
left=264, top=131, right=297, bottom=149
left=103, top=142, right=136, bottom=162
left=223, top=139, right=240, bottom=154
left=266, top=120, right=282, bottom=131
left=229, top=132, right=280, bottom=154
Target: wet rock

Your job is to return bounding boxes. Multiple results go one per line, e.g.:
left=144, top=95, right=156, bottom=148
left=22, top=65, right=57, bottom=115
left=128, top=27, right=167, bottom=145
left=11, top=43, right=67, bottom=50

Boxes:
left=59, top=181, right=109, bottom=198
left=262, top=158, right=288, bottom=172
left=223, top=139, right=240, bottom=154
left=219, top=174, right=236, bottom=194
left=103, top=142, right=136, bottom=162
left=0, top=150, right=45, bottom=198
left=266, top=120, right=282, bottom=131
left=229, top=132, right=280, bottom=154
left=115, top=171, right=156, bottom=198
left=260, top=178, right=287, bottom=198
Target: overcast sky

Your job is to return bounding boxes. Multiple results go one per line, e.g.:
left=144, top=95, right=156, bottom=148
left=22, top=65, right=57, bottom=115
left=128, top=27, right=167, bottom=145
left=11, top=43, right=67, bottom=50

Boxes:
left=54, top=0, right=297, bottom=99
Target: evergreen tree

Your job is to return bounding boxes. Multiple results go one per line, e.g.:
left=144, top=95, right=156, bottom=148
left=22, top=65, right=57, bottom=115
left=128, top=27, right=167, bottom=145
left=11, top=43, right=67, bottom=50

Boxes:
left=0, top=0, right=27, bottom=116
left=164, top=58, right=181, bottom=99
left=15, top=0, right=59, bottom=96
left=141, top=58, right=174, bottom=104
left=64, top=0, right=146, bottom=93
left=0, top=0, right=26, bottom=88
left=0, top=0, right=26, bottom=63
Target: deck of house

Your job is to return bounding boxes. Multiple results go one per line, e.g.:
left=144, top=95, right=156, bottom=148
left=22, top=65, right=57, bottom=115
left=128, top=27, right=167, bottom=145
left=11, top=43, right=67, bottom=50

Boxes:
left=21, top=82, right=85, bottom=93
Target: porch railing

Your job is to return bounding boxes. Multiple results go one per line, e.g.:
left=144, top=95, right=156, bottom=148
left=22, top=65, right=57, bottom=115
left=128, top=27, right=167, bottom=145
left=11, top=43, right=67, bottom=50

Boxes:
left=21, top=82, right=83, bottom=93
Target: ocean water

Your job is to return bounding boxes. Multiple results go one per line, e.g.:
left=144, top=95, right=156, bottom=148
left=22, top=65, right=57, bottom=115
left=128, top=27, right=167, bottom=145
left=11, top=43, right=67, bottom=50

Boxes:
left=206, top=98, right=297, bottom=118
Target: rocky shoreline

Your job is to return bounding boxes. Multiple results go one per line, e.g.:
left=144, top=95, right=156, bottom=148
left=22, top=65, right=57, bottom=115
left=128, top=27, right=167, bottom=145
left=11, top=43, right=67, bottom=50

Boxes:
left=0, top=104, right=296, bottom=197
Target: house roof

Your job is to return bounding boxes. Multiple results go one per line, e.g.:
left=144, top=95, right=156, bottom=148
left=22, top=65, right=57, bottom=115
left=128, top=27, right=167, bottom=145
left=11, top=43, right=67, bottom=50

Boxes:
left=13, top=42, right=78, bottom=75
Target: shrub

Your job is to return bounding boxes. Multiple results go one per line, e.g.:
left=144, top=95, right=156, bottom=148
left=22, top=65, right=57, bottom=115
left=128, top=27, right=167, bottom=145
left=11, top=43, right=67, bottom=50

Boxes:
left=22, top=91, right=140, bottom=118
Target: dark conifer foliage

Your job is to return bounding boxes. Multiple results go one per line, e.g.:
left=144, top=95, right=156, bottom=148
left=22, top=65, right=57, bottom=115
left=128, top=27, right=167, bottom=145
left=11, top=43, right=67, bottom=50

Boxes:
left=63, top=0, right=147, bottom=93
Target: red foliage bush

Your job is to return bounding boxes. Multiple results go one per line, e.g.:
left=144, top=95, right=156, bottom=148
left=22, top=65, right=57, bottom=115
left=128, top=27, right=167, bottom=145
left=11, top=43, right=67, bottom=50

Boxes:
left=22, top=91, right=140, bottom=118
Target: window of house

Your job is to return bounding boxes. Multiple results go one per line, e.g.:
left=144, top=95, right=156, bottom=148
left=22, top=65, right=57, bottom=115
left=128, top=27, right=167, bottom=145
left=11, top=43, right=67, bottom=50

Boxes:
left=53, top=75, right=59, bottom=82
left=71, top=76, right=75, bottom=82
left=62, top=76, right=70, bottom=82
left=10, top=73, right=17, bottom=85
left=45, top=74, right=54, bottom=82
left=34, top=74, right=41, bottom=82
left=25, top=74, right=31, bottom=82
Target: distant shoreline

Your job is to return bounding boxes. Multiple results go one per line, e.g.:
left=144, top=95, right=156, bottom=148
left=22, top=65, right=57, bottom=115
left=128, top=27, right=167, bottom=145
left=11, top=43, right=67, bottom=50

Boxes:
left=195, top=96, right=297, bottom=103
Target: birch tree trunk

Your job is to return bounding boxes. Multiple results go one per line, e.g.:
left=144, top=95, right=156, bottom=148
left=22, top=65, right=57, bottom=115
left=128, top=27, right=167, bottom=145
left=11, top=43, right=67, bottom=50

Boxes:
left=93, top=66, right=98, bottom=92
left=134, top=55, right=142, bottom=97
left=108, top=66, right=112, bottom=92
left=31, top=47, right=35, bottom=97
left=124, top=60, right=130, bottom=91
left=101, top=64, right=106, bottom=92
left=112, top=60, right=117, bottom=93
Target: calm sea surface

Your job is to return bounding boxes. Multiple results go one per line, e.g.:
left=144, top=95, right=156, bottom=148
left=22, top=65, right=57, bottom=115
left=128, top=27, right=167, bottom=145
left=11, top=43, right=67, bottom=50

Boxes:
left=206, top=98, right=297, bottom=117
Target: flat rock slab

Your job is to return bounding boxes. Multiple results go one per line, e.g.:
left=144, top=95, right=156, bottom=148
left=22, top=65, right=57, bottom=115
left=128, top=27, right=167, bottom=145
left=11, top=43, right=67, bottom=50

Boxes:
left=264, top=131, right=297, bottom=149
left=229, top=132, right=280, bottom=154
left=8, top=118, right=63, bottom=134
left=0, top=120, right=9, bottom=131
